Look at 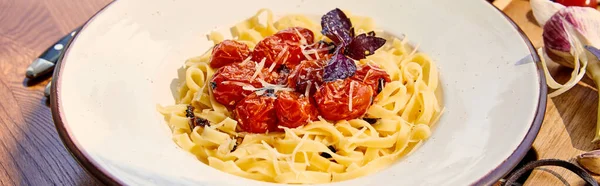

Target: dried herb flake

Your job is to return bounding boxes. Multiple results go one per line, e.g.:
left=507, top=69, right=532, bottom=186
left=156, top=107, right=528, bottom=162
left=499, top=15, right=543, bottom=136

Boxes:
left=363, top=118, right=380, bottom=124
left=320, top=145, right=337, bottom=159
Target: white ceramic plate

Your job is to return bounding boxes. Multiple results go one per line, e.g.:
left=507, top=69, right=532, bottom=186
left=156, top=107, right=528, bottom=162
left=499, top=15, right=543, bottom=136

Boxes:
left=50, top=0, right=546, bottom=185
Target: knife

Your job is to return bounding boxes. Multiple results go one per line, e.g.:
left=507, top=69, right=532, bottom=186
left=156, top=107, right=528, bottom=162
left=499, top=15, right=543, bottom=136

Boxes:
left=26, top=27, right=81, bottom=79
left=585, top=45, right=600, bottom=59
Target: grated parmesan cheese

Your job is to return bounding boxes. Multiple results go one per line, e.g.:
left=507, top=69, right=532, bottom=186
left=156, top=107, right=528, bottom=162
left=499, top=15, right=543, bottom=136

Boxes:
left=408, top=43, right=420, bottom=57
left=290, top=134, right=309, bottom=175
left=222, top=81, right=253, bottom=87
left=255, top=90, right=266, bottom=96
left=241, top=84, right=258, bottom=91
left=293, top=28, right=308, bottom=46
left=261, top=140, right=290, bottom=159
left=243, top=79, right=294, bottom=97
left=258, top=79, right=294, bottom=91
left=348, top=81, right=354, bottom=111
left=270, top=45, right=289, bottom=72
left=300, top=45, right=314, bottom=61
left=240, top=56, right=252, bottom=64
left=193, top=83, right=207, bottom=102
left=288, top=158, right=299, bottom=179
left=273, top=157, right=282, bottom=175
left=363, top=69, right=373, bottom=82
left=401, top=35, right=409, bottom=45
left=250, top=58, right=267, bottom=81
left=268, top=61, right=278, bottom=73
left=317, top=116, right=326, bottom=122
left=304, top=82, right=312, bottom=97
left=366, top=60, right=380, bottom=69
left=300, top=45, right=335, bottom=61
left=302, top=151, right=310, bottom=167
left=281, top=54, right=289, bottom=67
left=304, top=45, right=334, bottom=54
left=348, top=127, right=367, bottom=142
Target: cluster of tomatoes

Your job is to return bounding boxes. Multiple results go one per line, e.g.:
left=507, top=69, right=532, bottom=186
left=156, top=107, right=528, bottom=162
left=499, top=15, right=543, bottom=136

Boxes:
left=553, top=0, right=597, bottom=8
left=208, top=27, right=390, bottom=133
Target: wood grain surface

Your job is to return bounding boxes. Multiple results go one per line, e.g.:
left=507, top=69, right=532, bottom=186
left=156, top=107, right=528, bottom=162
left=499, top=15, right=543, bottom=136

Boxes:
left=0, top=0, right=110, bottom=185
left=0, top=0, right=598, bottom=185
left=503, top=0, right=600, bottom=185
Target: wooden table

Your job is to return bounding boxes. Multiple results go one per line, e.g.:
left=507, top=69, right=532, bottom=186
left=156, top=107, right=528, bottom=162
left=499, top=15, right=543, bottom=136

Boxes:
left=502, top=0, right=600, bottom=185
left=0, top=0, right=110, bottom=185
left=0, top=0, right=597, bottom=185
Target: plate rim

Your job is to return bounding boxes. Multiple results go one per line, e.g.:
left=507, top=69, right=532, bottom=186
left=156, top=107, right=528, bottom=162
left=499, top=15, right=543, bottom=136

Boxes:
left=49, top=1, right=547, bottom=185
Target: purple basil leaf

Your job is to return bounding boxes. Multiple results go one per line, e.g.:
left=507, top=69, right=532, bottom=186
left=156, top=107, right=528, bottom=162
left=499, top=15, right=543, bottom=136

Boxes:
left=323, top=49, right=357, bottom=82
left=345, top=33, right=386, bottom=60
left=321, top=8, right=354, bottom=45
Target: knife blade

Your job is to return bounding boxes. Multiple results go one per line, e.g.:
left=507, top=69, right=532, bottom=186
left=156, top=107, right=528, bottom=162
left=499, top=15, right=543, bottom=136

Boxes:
left=26, top=27, right=81, bottom=79
left=585, top=45, right=600, bottom=59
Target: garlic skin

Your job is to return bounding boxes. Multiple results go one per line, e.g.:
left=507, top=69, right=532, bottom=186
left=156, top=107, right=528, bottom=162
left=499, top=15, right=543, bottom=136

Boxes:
left=531, top=0, right=565, bottom=27
left=577, top=150, right=600, bottom=174
left=543, top=7, right=600, bottom=66
left=540, top=7, right=598, bottom=97
left=540, top=6, right=600, bottom=142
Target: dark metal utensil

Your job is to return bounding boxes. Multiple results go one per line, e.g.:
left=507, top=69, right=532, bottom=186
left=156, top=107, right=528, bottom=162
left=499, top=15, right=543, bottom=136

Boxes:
left=25, top=27, right=80, bottom=98
left=585, top=45, right=600, bottom=59
left=26, top=27, right=80, bottom=79
left=44, top=82, right=52, bottom=97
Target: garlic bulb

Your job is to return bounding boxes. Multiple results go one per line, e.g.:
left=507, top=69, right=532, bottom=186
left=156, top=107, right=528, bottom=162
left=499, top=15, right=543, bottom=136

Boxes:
left=531, top=0, right=565, bottom=27
left=543, top=7, right=600, bottom=67
left=540, top=8, right=593, bottom=97
left=540, top=6, right=600, bottom=142
left=577, top=150, right=600, bottom=174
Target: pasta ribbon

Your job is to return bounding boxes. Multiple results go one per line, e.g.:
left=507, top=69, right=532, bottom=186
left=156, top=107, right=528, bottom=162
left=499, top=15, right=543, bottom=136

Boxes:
left=158, top=9, right=443, bottom=184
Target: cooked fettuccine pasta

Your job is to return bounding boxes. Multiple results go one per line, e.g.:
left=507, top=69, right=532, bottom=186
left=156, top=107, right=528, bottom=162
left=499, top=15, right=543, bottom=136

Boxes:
left=157, top=8, right=442, bottom=184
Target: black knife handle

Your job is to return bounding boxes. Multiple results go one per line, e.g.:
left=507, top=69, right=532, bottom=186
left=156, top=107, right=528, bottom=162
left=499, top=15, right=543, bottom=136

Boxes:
left=42, top=28, right=79, bottom=63
left=26, top=27, right=81, bottom=79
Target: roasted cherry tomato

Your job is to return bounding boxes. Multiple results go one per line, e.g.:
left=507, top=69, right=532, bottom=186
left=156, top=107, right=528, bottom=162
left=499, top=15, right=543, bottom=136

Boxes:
left=275, top=91, right=318, bottom=128
left=314, top=79, right=374, bottom=121
left=276, top=27, right=315, bottom=68
left=287, top=55, right=331, bottom=95
left=262, top=70, right=281, bottom=84
left=351, top=64, right=391, bottom=94
left=275, top=27, right=315, bottom=45
left=209, top=40, right=251, bottom=69
left=252, top=36, right=287, bottom=69
left=234, top=92, right=278, bottom=133
left=211, top=62, right=274, bottom=107
left=554, top=0, right=597, bottom=7
left=252, top=27, right=315, bottom=69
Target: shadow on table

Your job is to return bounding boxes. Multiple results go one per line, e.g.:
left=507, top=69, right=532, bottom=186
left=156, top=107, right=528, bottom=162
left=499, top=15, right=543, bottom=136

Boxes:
left=548, top=65, right=600, bottom=151
left=0, top=90, right=103, bottom=185
left=525, top=10, right=539, bottom=27
left=22, top=72, right=53, bottom=87
left=501, top=148, right=539, bottom=185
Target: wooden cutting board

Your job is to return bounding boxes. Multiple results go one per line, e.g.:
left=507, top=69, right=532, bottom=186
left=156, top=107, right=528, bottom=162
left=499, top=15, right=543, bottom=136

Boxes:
left=501, top=0, right=600, bottom=185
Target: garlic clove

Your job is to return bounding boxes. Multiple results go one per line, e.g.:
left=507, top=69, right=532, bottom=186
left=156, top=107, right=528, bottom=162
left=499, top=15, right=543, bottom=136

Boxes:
left=545, top=47, right=575, bottom=69
left=531, top=0, right=565, bottom=27
left=577, top=150, right=600, bottom=174
left=544, top=7, right=600, bottom=56
left=541, top=7, right=600, bottom=97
